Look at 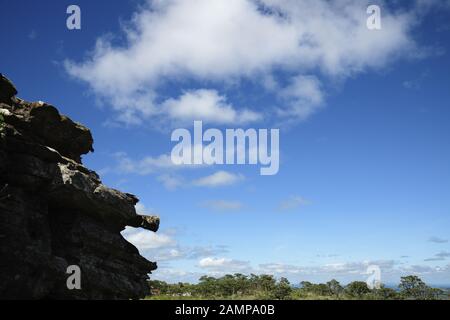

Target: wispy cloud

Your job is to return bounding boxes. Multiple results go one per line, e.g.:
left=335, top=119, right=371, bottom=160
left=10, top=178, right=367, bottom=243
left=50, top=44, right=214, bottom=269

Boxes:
left=277, top=195, right=310, bottom=211
left=193, top=171, right=244, bottom=188
left=157, top=174, right=184, bottom=191
left=115, top=152, right=178, bottom=175
left=113, top=152, right=244, bottom=189
left=277, top=75, right=324, bottom=120
left=190, top=258, right=450, bottom=283
left=428, top=236, right=448, bottom=244
left=121, top=226, right=229, bottom=262
left=424, top=251, right=450, bottom=262
left=201, top=200, right=243, bottom=211
left=28, top=30, right=37, bottom=40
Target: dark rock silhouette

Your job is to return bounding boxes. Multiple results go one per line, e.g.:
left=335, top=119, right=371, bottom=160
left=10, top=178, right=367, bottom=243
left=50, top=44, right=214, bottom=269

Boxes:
left=0, top=75, right=159, bottom=299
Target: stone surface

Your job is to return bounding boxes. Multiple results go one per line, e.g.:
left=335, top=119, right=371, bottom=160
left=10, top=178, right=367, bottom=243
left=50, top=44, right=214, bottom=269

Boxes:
left=0, top=76, right=159, bottom=299
left=0, top=74, right=17, bottom=103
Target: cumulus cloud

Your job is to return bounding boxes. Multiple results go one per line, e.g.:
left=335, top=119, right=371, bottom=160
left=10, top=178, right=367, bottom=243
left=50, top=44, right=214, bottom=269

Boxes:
left=259, top=260, right=397, bottom=277
left=121, top=227, right=229, bottom=261
left=199, top=257, right=251, bottom=272
left=135, top=202, right=156, bottom=216
left=256, top=260, right=450, bottom=284
left=162, top=89, right=262, bottom=125
left=154, top=254, right=450, bottom=283
left=192, top=258, right=450, bottom=283
left=278, top=75, right=324, bottom=119
left=201, top=200, right=243, bottom=211
left=151, top=268, right=203, bottom=283
left=122, top=227, right=176, bottom=250
left=255, top=260, right=450, bottom=284
left=193, top=171, right=244, bottom=187
left=65, top=0, right=424, bottom=126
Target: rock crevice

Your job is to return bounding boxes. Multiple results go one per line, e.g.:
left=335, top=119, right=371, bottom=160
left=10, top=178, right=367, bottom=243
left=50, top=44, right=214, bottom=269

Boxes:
left=0, top=74, right=158, bottom=299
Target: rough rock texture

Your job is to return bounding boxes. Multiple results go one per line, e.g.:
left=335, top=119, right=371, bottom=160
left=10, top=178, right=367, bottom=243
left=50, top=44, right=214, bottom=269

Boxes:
left=0, top=75, right=159, bottom=299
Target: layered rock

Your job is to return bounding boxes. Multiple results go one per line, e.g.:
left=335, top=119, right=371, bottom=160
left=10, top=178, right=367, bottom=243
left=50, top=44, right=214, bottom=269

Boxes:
left=0, top=74, right=159, bottom=299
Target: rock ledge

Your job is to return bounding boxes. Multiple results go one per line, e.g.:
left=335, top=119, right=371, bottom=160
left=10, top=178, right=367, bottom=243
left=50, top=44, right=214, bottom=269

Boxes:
left=0, top=74, right=158, bottom=299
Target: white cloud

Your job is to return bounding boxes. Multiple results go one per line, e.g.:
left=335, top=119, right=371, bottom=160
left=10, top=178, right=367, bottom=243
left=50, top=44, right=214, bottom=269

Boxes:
left=122, top=227, right=176, bottom=250
left=187, top=246, right=230, bottom=259
left=150, top=255, right=450, bottom=284
left=278, top=195, right=310, bottom=211
left=122, top=226, right=230, bottom=262
left=194, top=258, right=422, bottom=281
left=258, top=260, right=400, bottom=279
left=199, top=257, right=251, bottom=272
left=402, top=264, right=448, bottom=275
left=278, top=75, right=324, bottom=119
left=162, top=89, right=262, bottom=124
left=116, top=152, right=177, bottom=175
left=135, top=202, right=156, bottom=215
left=202, top=200, right=243, bottom=211
left=193, top=171, right=244, bottom=187
left=157, top=174, right=184, bottom=190
left=65, top=0, right=424, bottom=125
left=114, top=153, right=245, bottom=189
left=115, top=151, right=206, bottom=176
left=151, top=268, right=203, bottom=283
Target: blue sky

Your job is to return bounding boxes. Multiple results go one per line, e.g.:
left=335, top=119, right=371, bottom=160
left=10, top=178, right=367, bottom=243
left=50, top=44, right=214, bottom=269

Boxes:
left=1, top=0, right=450, bottom=286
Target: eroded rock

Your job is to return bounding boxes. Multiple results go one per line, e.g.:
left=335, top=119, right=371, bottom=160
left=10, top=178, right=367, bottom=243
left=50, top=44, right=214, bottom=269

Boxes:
left=0, top=76, right=158, bottom=299
left=0, top=74, right=17, bottom=103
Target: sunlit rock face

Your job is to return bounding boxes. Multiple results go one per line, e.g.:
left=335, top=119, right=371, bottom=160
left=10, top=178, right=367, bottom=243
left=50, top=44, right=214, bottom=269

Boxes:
left=0, top=74, right=159, bottom=299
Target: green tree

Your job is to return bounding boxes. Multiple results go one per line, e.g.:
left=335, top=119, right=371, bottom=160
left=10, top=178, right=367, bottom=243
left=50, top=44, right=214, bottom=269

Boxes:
left=272, top=277, right=292, bottom=300
left=312, top=283, right=332, bottom=296
left=197, top=276, right=218, bottom=297
left=300, top=281, right=313, bottom=291
left=399, top=275, right=438, bottom=300
left=345, top=281, right=371, bottom=298
left=249, top=274, right=260, bottom=292
left=233, top=273, right=250, bottom=295
left=220, top=274, right=238, bottom=296
left=148, top=280, right=169, bottom=295
left=326, top=279, right=344, bottom=297
left=259, top=274, right=276, bottom=293
left=371, top=285, right=398, bottom=300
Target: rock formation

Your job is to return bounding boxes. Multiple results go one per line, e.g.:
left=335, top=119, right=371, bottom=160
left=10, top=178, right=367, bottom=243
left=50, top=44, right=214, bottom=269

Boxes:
left=0, top=74, right=159, bottom=299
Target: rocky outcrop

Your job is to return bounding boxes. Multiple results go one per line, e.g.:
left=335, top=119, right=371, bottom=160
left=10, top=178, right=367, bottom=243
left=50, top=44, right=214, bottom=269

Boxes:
left=0, top=74, right=159, bottom=299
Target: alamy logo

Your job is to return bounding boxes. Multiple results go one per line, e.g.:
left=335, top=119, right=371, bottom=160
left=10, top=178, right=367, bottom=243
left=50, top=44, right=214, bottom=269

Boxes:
left=171, top=121, right=279, bottom=175
left=367, top=5, right=381, bottom=30
left=66, top=5, right=81, bottom=30
left=66, top=265, right=81, bottom=290
left=366, top=265, right=381, bottom=289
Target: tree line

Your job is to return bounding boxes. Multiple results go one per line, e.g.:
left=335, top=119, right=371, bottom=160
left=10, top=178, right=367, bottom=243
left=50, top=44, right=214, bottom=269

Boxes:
left=147, top=274, right=448, bottom=300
